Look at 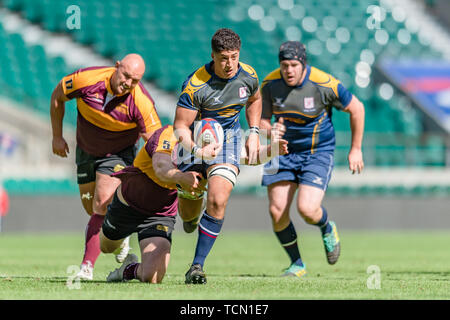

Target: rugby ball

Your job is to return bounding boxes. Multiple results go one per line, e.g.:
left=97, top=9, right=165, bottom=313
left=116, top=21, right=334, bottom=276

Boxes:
left=193, top=118, right=224, bottom=147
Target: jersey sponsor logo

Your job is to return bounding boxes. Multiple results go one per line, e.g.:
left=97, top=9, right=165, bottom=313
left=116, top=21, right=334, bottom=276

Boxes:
left=77, top=173, right=88, bottom=178
left=304, top=97, right=315, bottom=110
left=239, top=87, right=247, bottom=98
left=65, top=79, right=73, bottom=90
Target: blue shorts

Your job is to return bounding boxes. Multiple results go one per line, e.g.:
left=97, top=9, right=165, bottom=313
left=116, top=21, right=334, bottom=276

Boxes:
left=176, top=127, right=241, bottom=176
left=261, top=151, right=334, bottom=191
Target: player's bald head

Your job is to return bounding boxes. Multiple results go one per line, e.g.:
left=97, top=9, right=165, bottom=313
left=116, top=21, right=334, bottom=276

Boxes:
left=118, top=53, right=145, bottom=77
left=111, top=53, right=146, bottom=95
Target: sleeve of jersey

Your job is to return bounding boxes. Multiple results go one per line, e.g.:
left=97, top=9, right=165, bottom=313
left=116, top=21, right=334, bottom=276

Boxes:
left=144, top=126, right=176, bottom=157
left=337, top=84, right=353, bottom=109
left=60, top=68, right=92, bottom=99
left=327, top=82, right=353, bottom=110
left=133, top=88, right=162, bottom=134
left=261, top=83, right=273, bottom=120
left=177, top=76, right=199, bottom=111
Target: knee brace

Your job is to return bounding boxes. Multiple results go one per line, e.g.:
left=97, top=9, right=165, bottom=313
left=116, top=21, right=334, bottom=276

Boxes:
left=207, top=165, right=238, bottom=187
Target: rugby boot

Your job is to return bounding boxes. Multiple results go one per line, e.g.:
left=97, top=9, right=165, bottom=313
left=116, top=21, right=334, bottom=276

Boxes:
left=75, top=261, right=94, bottom=281
left=107, top=253, right=139, bottom=282
left=282, top=262, right=307, bottom=278
left=322, top=221, right=341, bottom=265
left=185, top=264, right=207, bottom=284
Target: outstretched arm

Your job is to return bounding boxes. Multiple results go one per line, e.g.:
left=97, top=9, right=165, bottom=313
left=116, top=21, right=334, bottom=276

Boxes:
left=152, top=152, right=206, bottom=193
left=50, top=81, right=70, bottom=158
left=343, top=95, right=365, bottom=174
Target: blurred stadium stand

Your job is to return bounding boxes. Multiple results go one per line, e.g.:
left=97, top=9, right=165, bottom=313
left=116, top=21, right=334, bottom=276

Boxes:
left=0, top=0, right=449, bottom=197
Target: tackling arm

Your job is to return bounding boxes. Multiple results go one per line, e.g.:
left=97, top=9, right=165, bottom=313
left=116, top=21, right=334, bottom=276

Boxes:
left=152, top=152, right=205, bottom=192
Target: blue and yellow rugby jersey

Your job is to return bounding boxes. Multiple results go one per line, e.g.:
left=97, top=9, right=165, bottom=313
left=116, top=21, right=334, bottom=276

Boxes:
left=261, top=65, right=352, bottom=154
left=177, top=61, right=259, bottom=130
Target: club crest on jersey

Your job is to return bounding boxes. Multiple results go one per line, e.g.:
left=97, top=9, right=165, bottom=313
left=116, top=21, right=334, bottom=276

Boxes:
left=239, top=87, right=247, bottom=98
left=304, top=97, right=315, bottom=110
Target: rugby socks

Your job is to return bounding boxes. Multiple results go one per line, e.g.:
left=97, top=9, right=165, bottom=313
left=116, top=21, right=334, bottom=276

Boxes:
left=82, top=213, right=104, bottom=267
left=123, top=262, right=139, bottom=281
left=315, top=206, right=332, bottom=235
left=192, top=211, right=224, bottom=267
left=275, top=221, right=303, bottom=267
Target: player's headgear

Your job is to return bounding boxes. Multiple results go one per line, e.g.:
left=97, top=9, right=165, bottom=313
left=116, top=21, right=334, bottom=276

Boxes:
left=278, top=41, right=307, bottom=66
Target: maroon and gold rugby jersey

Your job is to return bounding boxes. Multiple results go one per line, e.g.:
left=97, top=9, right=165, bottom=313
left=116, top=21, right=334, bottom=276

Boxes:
left=112, top=125, right=179, bottom=217
left=61, top=66, right=161, bottom=157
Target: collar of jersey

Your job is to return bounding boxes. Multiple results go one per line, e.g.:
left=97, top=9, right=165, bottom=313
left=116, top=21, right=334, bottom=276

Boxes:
left=282, top=64, right=311, bottom=88
left=105, top=70, right=131, bottom=97
left=205, top=61, right=243, bottom=82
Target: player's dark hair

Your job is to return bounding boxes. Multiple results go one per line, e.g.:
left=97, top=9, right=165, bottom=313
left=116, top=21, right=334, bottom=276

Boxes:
left=211, top=28, right=241, bottom=53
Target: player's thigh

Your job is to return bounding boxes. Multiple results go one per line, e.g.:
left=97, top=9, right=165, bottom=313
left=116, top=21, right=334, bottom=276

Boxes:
left=99, top=229, right=125, bottom=253
left=78, top=182, right=95, bottom=215
left=297, top=184, right=325, bottom=216
left=93, top=172, right=122, bottom=214
left=178, top=197, right=204, bottom=221
left=267, top=181, right=298, bottom=229
left=206, top=164, right=237, bottom=215
left=139, top=236, right=171, bottom=283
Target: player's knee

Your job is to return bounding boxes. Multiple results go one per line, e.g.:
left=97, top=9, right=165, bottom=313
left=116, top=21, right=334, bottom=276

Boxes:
left=93, top=199, right=109, bottom=215
left=141, top=270, right=164, bottom=284
left=207, top=196, right=227, bottom=215
left=298, top=202, right=320, bottom=223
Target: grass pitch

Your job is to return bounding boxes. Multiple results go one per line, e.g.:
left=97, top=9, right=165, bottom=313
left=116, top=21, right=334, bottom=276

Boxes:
left=0, top=230, right=449, bottom=300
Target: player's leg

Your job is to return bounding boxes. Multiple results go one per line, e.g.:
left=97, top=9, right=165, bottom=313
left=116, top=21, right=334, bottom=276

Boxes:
left=79, top=172, right=122, bottom=274
left=267, top=181, right=307, bottom=278
left=177, top=174, right=207, bottom=233
left=79, top=182, right=95, bottom=215
left=178, top=196, right=206, bottom=233
left=297, top=152, right=340, bottom=264
left=75, top=153, right=98, bottom=280
left=135, top=237, right=171, bottom=283
left=106, top=216, right=175, bottom=284
left=185, top=164, right=237, bottom=284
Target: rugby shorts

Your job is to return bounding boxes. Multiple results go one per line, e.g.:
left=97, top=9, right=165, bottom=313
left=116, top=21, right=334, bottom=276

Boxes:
left=262, top=151, right=334, bottom=191
left=101, top=191, right=176, bottom=243
left=75, top=144, right=137, bottom=184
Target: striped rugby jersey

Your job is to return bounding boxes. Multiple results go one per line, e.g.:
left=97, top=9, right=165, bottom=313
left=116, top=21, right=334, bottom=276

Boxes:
left=261, top=65, right=353, bottom=154
left=61, top=66, right=161, bottom=157
left=112, top=125, right=179, bottom=216
left=177, top=61, right=259, bottom=131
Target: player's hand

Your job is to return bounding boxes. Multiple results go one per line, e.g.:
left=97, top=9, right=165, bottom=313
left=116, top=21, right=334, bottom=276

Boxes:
left=348, top=147, right=364, bottom=174
left=273, top=138, right=289, bottom=156
left=245, top=132, right=260, bottom=165
left=271, top=117, right=286, bottom=141
left=52, top=136, right=69, bottom=158
left=178, top=172, right=206, bottom=194
left=197, top=143, right=221, bottom=161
